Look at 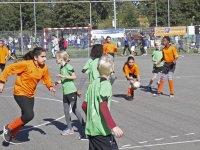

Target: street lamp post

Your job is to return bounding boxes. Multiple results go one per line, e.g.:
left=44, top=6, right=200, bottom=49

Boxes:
left=90, top=2, right=92, bottom=27
left=155, top=0, right=157, bottom=27
left=113, top=0, right=116, bottom=29
left=168, top=0, right=170, bottom=27
left=34, top=0, right=37, bottom=39
left=20, top=3, right=23, bottom=55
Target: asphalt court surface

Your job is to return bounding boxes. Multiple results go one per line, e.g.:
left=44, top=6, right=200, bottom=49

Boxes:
left=0, top=54, right=200, bottom=150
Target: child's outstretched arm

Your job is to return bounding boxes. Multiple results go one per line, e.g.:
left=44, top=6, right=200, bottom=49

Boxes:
left=100, top=101, right=123, bottom=138
left=77, top=73, right=89, bottom=98
left=56, top=72, right=76, bottom=80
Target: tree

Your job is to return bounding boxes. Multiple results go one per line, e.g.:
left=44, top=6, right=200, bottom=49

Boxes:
left=52, top=0, right=90, bottom=27
left=137, top=0, right=200, bottom=27
left=117, top=2, right=139, bottom=28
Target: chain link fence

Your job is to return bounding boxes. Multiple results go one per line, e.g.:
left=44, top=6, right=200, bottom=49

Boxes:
left=0, top=27, right=199, bottom=58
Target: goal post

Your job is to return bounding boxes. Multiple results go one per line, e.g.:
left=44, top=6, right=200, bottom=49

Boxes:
left=43, top=26, right=92, bottom=58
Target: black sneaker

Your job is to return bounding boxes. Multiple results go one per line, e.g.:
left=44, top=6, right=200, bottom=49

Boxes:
left=147, top=86, right=152, bottom=91
left=9, top=137, right=22, bottom=145
left=79, top=134, right=89, bottom=140
left=3, top=125, right=12, bottom=143
left=126, top=96, right=133, bottom=101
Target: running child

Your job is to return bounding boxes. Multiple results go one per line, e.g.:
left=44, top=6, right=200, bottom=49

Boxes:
left=55, top=51, right=87, bottom=140
left=77, top=44, right=102, bottom=97
left=82, top=55, right=123, bottom=150
left=123, top=56, right=140, bottom=101
left=147, top=42, right=163, bottom=91
left=0, top=47, right=56, bottom=145
left=155, top=36, right=179, bottom=97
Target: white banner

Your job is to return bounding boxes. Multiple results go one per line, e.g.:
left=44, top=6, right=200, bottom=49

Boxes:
left=91, top=28, right=125, bottom=38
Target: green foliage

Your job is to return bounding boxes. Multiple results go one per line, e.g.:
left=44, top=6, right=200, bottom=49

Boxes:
left=137, top=0, right=200, bottom=27
left=0, top=0, right=200, bottom=30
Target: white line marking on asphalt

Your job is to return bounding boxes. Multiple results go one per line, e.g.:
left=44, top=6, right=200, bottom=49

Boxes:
left=138, top=141, right=148, bottom=144
left=0, top=96, right=65, bottom=136
left=186, top=133, right=195, bottom=136
left=155, top=138, right=164, bottom=141
left=119, top=139, right=200, bottom=149
left=111, top=99, right=119, bottom=103
left=121, top=144, right=131, bottom=147
left=170, top=135, right=179, bottom=138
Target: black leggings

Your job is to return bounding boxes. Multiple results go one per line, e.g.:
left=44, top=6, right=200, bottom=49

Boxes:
left=63, top=93, right=85, bottom=130
left=0, top=63, right=5, bottom=72
left=14, top=95, right=34, bottom=124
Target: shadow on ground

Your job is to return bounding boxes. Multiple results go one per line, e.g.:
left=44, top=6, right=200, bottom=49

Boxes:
left=1, top=125, right=46, bottom=147
left=44, top=118, right=84, bottom=135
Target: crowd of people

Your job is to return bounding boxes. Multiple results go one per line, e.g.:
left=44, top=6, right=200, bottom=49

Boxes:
left=0, top=35, right=180, bottom=149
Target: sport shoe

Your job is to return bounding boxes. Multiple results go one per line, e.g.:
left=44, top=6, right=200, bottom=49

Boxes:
left=3, top=125, right=12, bottom=143
left=79, top=134, right=89, bottom=140
left=61, top=128, right=74, bottom=135
left=169, top=94, right=174, bottom=97
left=126, top=96, right=133, bottom=101
left=9, top=137, right=22, bottom=145
left=153, top=92, right=163, bottom=96
left=147, top=86, right=152, bottom=91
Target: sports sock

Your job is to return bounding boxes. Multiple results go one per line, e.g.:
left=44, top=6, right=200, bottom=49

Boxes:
left=127, top=88, right=132, bottom=97
left=168, top=80, right=174, bottom=94
left=8, top=117, right=24, bottom=130
left=11, top=125, right=23, bottom=138
left=157, top=81, right=164, bottom=94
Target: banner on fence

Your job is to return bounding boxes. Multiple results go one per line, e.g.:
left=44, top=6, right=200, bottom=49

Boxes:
left=91, top=28, right=125, bottom=38
left=154, top=26, right=186, bottom=36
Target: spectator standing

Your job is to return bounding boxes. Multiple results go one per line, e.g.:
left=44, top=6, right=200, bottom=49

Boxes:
left=0, top=40, right=10, bottom=72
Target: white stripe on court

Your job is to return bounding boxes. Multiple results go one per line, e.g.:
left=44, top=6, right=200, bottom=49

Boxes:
left=111, top=99, right=119, bottom=103
left=119, top=139, right=200, bottom=149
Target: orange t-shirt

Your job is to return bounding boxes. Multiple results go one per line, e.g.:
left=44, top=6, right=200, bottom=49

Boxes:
left=162, top=45, right=178, bottom=63
left=0, top=60, right=53, bottom=98
left=0, top=46, right=9, bottom=64
left=103, top=42, right=118, bottom=54
left=123, top=62, right=140, bottom=77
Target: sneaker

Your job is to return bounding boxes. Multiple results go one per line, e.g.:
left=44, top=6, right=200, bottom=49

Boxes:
left=120, top=54, right=124, bottom=56
left=169, top=94, right=174, bottom=97
left=147, top=86, right=152, bottom=91
left=9, top=137, right=22, bottom=145
left=153, top=92, right=163, bottom=96
left=3, top=125, right=12, bottom=143
left=61, top=128, right=74, bottom=135
left=126, top=96, right=133, bottom=101
left=79, top=134, right=89, bottom=140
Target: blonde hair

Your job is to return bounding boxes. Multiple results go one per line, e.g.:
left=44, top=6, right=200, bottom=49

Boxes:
left=56, top=51, right=70, bottom=62
left=98, top=55, right=114, bottom=77
left=155, top=42, right=161, bottom=46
